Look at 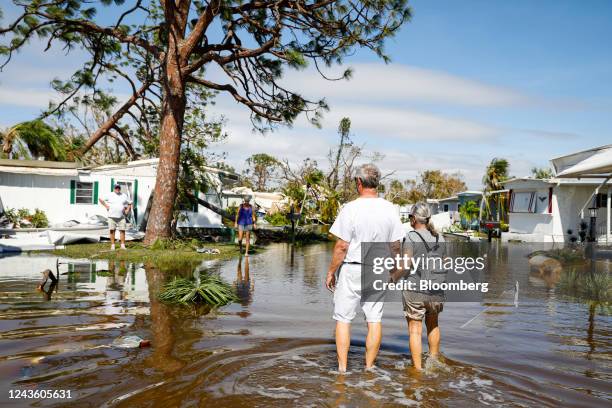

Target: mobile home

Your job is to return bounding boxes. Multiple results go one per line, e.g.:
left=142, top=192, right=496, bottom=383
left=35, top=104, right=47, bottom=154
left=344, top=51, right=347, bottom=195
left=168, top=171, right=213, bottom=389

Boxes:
left=502, top=144, right=612, bottom=244
left=0, top=158, right=238, bottom=230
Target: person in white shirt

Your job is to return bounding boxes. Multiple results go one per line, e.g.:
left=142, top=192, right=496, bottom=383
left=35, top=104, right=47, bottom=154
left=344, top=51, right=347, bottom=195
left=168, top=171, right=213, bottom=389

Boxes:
left=325, top=163, right=405, bottom=372
left=99, top=184, right=132, bottom=250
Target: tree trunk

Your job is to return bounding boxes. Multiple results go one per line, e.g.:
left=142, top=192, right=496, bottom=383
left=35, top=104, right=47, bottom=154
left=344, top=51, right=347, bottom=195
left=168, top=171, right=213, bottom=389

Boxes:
left=144, top=52, right=186, bottom=244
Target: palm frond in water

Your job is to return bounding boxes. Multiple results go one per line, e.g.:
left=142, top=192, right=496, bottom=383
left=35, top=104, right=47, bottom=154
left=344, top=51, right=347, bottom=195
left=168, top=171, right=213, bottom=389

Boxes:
left=159, top=274, right=237, bottom=307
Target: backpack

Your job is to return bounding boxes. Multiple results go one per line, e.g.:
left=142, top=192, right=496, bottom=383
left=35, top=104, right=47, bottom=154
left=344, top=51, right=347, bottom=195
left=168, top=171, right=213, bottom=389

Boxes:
left=404, top=230, right=447, bottom=290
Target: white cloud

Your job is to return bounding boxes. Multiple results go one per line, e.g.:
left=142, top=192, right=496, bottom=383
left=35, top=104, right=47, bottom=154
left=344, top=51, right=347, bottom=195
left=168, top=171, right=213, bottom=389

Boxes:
left=210, top=96, right=499, bottom=143
left=322, top=105, right=499, bottom=141
left=0, top=87, right=58, bottom=108
left=281, top=63, right=530, bottom=107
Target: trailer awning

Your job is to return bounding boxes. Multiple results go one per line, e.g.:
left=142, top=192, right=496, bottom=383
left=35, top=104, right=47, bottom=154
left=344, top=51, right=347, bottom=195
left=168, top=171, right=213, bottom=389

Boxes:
left=551, top=144, right=612, bottom=178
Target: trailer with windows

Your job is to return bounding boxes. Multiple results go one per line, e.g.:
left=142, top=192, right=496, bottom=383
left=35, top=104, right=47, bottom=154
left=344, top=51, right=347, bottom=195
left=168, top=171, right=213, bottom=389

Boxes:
left=503, top=145, right=612, bottom=243
left=0, top=158, right=239, bottom=250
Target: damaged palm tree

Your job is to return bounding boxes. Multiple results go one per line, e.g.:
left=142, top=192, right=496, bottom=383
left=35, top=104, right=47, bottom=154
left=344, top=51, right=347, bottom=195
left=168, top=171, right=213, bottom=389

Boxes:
left=159, top=272, right=237, bottom=307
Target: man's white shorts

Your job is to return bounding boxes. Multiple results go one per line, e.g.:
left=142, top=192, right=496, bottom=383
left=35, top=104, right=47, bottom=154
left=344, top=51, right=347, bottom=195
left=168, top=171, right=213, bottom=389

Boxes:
left=333, top=263, right=384, bottom=323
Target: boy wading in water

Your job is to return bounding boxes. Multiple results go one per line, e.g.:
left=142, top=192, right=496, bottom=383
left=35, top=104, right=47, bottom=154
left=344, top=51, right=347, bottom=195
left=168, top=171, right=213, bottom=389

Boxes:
left=235, top=196, right=256, bottom=256
left=325, top=164, right=404, bottom=373
left=398, top=202, right=445, bottom=371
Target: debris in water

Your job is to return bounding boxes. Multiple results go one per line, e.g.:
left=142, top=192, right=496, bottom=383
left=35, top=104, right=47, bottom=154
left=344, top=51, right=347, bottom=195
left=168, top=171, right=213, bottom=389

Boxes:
left=112, top=335, right=151, bottom=349
left=197, top=247, right=221, bottom=254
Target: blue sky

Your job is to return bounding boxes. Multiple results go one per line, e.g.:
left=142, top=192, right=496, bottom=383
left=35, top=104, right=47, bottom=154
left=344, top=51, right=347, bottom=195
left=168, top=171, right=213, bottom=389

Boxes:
left=1, top=0, right=611, bottom=188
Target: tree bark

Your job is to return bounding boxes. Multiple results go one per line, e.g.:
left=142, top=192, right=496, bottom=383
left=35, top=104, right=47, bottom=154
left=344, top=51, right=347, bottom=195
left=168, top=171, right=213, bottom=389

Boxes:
left=144, top=48, right=186, bottom=244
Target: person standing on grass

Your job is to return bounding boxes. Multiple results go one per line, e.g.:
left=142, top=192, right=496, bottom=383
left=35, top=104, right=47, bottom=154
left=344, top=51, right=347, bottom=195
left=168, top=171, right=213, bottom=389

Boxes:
left=400, top=202, right=445, bottom=371
left=99, top=184, right=132, bottom=250
left=325, top=163, right=404, bottom=373
left=234, top=195, right=256, bottom=256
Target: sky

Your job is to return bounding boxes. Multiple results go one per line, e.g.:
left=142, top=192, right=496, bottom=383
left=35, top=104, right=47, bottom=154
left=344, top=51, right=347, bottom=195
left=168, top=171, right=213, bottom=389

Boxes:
left=0, top=0, right=611, bottom=189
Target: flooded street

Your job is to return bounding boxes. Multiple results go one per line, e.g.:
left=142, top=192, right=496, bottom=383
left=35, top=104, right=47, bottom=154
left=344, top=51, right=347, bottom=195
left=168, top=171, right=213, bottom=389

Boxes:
left=0, top=243, right=610, bottom=407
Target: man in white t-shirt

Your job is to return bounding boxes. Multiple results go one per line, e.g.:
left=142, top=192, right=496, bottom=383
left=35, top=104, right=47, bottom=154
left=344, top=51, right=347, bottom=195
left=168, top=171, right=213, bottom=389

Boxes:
left=99, top=184, right=132, bottom=250
left=326, top=163, right=404, bottom=372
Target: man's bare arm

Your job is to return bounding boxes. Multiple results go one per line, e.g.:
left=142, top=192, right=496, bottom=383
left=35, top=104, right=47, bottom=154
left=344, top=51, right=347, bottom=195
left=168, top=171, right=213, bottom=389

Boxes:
left=326, top=238, right=349, bottom=292
left=99, top=198, right=109, bottom=210
left=389, top=240, right=403, bottom=283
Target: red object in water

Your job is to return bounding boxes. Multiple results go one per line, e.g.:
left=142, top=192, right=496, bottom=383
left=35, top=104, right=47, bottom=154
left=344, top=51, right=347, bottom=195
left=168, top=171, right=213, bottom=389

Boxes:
left=139, top=340, right=151, bottom=348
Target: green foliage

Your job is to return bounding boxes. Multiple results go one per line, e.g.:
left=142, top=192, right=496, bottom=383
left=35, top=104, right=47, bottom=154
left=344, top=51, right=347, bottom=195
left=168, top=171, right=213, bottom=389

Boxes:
left=319, top=190, right=340, bottom=224
left=459, top=200, right=480, bottom=225
left=530, top=248, right=585, bottom=265
left=265, top=211, right=290, bottom=226
left=531, top=167, right=554, bottom=179
left=558, top=268, right=611, bottom=303
left=159, top=275, right=237, bottom=307
left=385, top=171, right=467, bottom=205
left=282, top=181, right=306, bottom=205
left=51, top=242, right=240, bottom=273
left=3, top=208, right=19, bottom=225
left=482, top=158, right=510, bottom=222
left=483, top=158, right=509, bottom=191
left=149, top=238, right=202, bottom=251
left=30, top=209, right=49, bottom=228
left=4, top=207, right=49, bottom=228
left=244, top=153, right=281, bottom=191
left=1, top=120, right=66, bottom=160
left=225, top=204, right=239, bottom=221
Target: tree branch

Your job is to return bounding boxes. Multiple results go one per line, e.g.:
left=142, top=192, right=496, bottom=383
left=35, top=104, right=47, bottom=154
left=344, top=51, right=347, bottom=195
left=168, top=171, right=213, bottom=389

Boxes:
left=79, top=81, right=151, bottom=155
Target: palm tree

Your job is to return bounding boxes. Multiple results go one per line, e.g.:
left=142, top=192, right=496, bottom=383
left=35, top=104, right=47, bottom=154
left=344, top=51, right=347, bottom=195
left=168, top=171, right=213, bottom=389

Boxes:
left=531, top=167, right=553, bottom=179
left=459, top=200, right=480, bottom=230
left=0, top=120, right=66, bottom=161
left=1, top=126, right=28, bottom=158
left=482, top=158, right=510, bottom=222
left=483, top=158, right=509, bottom=191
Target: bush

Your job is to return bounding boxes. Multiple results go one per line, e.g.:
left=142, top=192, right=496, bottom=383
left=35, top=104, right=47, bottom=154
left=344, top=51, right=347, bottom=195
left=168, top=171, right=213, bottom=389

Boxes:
left=4, top=207, right=49, bottom=228
left=30, top=209, right=49, bottom=228
left=265, top=211, right=290, bottom=226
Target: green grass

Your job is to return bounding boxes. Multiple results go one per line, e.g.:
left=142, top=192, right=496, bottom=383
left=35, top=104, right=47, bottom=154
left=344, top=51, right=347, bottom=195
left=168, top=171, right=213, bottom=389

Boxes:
left=529, top=248, right=585, bottom=265
left=48, top=240, right=243, bottom=272
left=558, top=267, right=611, bottom=303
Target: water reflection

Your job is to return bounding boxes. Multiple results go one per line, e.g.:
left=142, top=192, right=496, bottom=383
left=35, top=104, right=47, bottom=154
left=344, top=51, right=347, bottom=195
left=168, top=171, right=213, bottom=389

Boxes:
left=234, top=256, right=253, bottom=311
left=144, top=263, right=185, bottom=373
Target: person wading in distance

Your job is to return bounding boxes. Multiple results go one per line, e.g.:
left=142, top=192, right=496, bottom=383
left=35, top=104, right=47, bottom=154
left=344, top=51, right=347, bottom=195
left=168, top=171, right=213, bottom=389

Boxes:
left=235, top=195, right=256, bottom=257
left=325, top=163, right=404, bottom=373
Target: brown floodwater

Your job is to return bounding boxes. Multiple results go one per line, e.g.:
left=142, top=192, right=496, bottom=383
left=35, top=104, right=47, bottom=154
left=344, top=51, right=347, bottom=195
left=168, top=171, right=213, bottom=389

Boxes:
left=0, top=242, right=610, bottom=407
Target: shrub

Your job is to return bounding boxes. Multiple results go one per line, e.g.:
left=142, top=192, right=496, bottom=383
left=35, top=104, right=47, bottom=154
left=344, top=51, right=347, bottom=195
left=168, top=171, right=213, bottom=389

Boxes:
left=30, top=209, right=49, bottom=228
left=3, top=207, right=49, bottom=228
left=265, top=211, right=290, bottom=226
